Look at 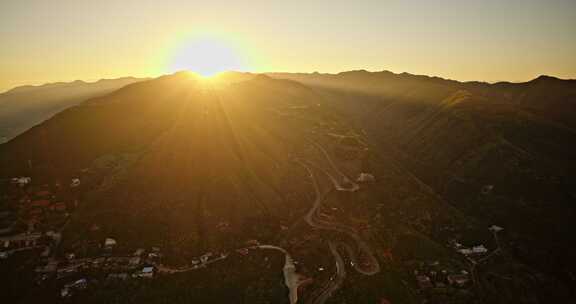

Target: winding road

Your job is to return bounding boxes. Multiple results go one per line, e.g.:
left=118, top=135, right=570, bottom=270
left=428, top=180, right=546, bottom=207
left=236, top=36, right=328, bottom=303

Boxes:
left=295, top=142, right=381, bottom=304
left=156, top=140, right=379, bottom=304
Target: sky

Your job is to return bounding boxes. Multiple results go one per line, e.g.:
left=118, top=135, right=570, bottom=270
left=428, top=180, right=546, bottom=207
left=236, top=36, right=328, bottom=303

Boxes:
left=1, top=0, right=575, bottom=92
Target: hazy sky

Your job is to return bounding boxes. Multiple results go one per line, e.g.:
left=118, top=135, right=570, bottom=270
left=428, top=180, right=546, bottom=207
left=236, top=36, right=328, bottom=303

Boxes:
left=1, top=0, right=575, bottom=91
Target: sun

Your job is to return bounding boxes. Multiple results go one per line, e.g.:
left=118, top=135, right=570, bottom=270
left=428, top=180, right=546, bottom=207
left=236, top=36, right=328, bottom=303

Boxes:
left=166, top=35, right=248, bottom=77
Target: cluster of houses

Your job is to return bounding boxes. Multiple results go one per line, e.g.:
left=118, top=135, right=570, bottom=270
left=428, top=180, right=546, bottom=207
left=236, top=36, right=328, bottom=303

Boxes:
left=0, top=175, right=183, bottom=299
left=33, top=241, right=163, bottom=298
left=0, top=231, right=61, bottom=259
left=455, top=244, right=488, bottom=256
left=412, top=260, right=471, bottom=291
left=21, top=190, right=72, bottom=229
left=0, top=177, right=82, bottom=239
left=452, top=225, right=504, bottom=260
left=11, top=176, right=32, bottom=187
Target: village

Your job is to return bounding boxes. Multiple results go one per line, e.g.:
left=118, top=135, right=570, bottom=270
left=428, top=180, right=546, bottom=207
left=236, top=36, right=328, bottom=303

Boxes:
left=0, top=127, right=508, bottom=304
left=0, top=176, right=78, bottom=260
left=0, top=174, right=287, bottom=300
left=0, top=175, right=223, bottom=298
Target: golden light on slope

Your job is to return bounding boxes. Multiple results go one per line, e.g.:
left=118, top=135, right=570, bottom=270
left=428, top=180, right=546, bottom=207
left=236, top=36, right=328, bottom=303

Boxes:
left=165, top=33, right=251, bottom=77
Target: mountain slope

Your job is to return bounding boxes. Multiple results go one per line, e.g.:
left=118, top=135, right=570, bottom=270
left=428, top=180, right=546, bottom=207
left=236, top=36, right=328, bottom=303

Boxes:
left=270, top=71, right=576, bottom=289
left=0, top=73, right=333, bottom=256
left=1, top=71, right=574, bottom=304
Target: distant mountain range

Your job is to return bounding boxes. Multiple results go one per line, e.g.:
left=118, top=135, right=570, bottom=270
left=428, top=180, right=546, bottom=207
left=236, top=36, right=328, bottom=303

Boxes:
left=0, top=77, right=147, bottom=143
left=0, top=71, right=575, bottom=303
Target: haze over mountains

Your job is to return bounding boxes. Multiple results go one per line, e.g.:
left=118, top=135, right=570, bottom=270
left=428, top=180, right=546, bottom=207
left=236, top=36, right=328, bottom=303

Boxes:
left=0, top=77, right=147, bottom=143
left=1, top=70, right=575, bottom=304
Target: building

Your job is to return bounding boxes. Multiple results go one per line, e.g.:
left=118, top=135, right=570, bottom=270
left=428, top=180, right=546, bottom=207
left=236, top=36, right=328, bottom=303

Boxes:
left=11, top=177, right=31, bottom=187
left=104, top=238, right=117, bottom=250
left=134, top=266, right=154, bottom=278
left=0, top=232, right=42, bottom=249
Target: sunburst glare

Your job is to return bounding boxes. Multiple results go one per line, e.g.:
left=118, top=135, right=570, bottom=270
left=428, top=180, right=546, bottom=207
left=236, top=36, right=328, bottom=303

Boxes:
left=166, top=34, right=249, bottom=77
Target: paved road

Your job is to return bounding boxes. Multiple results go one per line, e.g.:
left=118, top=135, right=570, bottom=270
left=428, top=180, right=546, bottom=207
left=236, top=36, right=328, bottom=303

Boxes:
left=257, top=245, right=301, bottom=304
left=157, top=245, right=301, bottom=304
left=308, top=141, right=359, bottom=192
left=298, top=158, right=380, bottom=275
left=156, top=254, right=229, bottom=274
left=309, top=241, right=347, bottom=304
left=155, top=141, right=377, bottom=304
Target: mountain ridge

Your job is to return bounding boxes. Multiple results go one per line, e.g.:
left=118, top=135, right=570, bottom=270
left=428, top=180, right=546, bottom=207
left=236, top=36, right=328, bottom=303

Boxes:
left=1, top=70, right=575, bottom=304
